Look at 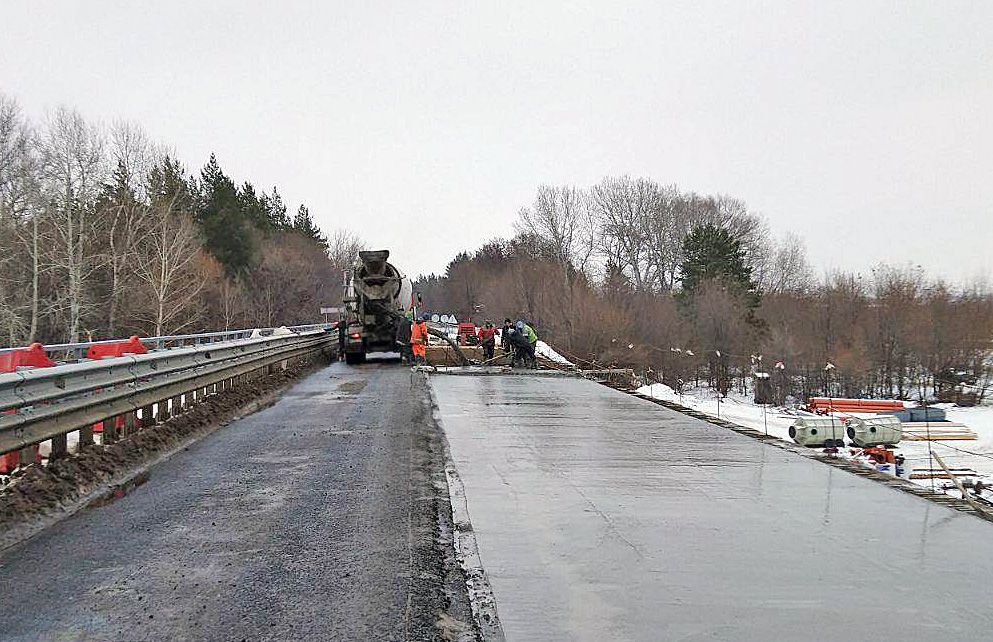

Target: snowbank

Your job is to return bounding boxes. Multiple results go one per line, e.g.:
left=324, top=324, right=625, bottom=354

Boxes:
left=637, top=383, right=795, bottom=440
left=535, top=341, right=572, bottom=366
left=636, top=382, right=993, bottom=499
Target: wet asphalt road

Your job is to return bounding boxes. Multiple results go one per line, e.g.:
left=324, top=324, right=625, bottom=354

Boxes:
left=431, top=374, right=993, bottom=642
left=0, top=359, right=469, bottom=641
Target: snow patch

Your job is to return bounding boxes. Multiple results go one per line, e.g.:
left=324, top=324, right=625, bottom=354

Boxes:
left=535, top=341, right=572, bottom=366
left=635, top=383, right=993, bottom=502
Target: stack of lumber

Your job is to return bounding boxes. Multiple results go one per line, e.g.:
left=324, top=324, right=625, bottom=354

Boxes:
left=900, top=422, right=978, bottom=441
left=910, top=467, right=980, bottom=480
left=806, top=397, right=905, bottom=414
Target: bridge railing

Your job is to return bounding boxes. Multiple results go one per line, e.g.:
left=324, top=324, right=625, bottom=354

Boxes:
left=0, top=323, right=335, bottom=363
left=0, top=326, right=337, bottom=467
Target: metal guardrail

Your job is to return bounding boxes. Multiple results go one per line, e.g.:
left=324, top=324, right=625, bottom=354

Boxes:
left=0, top=327, right=337, bottom=459
left=0, top=323, right=335, bottom=362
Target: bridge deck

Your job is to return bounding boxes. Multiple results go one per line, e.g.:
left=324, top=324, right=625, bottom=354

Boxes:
left=431, top=374, right=993, bottom=641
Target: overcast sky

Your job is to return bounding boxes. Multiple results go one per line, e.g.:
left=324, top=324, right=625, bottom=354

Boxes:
left=3, top=1, right=991, bottom=282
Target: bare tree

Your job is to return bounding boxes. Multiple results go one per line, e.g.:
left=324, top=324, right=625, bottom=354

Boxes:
left=589, top=176, right=663, bottom=291
left=100, top=121, right=160, bottom=335
left=515, top=185, right=597, bottom=348
left=0, top=94, right=38, bottom=344
left=38, top=106, right=107, bottom=342
left=515, top=185, right=595, bottom=276
left=326, top=228, right=366, bottom=301
left=108, top=120, right=159, bottom=198
left=758, top=231, right=813, bottom=294
left=132, top=196, right=203, bottom=335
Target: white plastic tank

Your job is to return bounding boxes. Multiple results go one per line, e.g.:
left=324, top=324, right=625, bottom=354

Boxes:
left=846, top=415, right=902, bottom=447
left=789, top=416, right=847, bottom=447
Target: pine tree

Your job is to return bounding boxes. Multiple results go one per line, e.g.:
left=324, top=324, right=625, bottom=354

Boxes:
left=292, top=204, right=326, bottom=249
left=239, top=182, right=267, bottom=229
left=146, top=155, right=193, bottom=212
left=196, top=154, right=256, bottom=274
left=678, top=224, right=758, bottom=304
left=260, top=186, right=290, bottom=229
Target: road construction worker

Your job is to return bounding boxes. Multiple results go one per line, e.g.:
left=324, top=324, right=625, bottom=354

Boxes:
left=410, top=313, right=430, bottom=365
left=507, top=327, right=534, bottom=368
left=501, top=318, right=513, bottom=354
left=396, top=311, right=413, bottom=364
left=477, top=320, right=497, bottom=361
left=516, top=320, right=538, bottom=368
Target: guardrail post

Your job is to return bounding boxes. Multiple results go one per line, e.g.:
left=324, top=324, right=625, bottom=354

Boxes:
left=171, top=394, right=183, bottom=416
left=79, top=426, right=94, bottom=449
left=51, top=433, right=69, bottom=460
left=103, top=415, right=119, bottom=444
left=141, top=404, right=155, bottom=427
left=124, top=411, right=137, bottom=437
left=158, top=399, right=170, bottom=422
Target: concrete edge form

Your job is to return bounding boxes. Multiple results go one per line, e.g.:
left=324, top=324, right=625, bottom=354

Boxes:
left=426, top=375, right=506, bottom=642
left=612, top=385, right=993, bottom=524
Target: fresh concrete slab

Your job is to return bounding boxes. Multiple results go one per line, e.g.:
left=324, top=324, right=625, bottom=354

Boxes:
left=431, top=374, right=993, bottom=642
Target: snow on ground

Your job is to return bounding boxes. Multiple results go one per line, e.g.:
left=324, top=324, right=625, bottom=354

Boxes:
left=638, top=383, right=796, bottom=441
left=536, top=340, right=572, bottom=366
left=636, top=382, right=993, bottom=501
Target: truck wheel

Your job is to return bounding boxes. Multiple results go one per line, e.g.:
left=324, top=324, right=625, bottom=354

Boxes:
left=345, top=352, right=366, bottom=365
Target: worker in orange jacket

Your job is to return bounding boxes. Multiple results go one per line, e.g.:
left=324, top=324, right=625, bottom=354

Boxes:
left=476, top=320, right=498, bottom=361
left=410, top=313, right=430, bottom=364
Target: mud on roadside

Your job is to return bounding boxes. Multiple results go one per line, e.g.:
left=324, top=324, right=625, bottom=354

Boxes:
left=0, top=356, right=329, bottom=548
left=405, top=372, right=482, bottom=642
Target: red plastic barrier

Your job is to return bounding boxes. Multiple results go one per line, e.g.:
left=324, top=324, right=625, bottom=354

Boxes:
left=87, top=336, right=146, bottom=433
left=0, top=448, right=42, bottom=474
left=0, top=343, right=55, bottom=372
left=86, top=336, right=148, bottom=360
left=1, top=344, right=53, bottom=473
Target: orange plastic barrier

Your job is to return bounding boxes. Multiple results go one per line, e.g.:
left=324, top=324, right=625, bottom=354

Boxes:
left=86, top=336, right=148, bottom=360
left=0, top=343, right=55, bottom=372
left=1, top=344, right=53, bottom=473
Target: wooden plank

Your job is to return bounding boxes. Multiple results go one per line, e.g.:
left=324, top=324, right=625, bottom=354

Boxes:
left=931, top=453, right=990, bottom=516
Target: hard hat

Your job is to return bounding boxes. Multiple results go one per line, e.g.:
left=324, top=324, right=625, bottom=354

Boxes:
left=421, top=313, right=431, bottom=321
left=515, top=320, right=525, bottom=330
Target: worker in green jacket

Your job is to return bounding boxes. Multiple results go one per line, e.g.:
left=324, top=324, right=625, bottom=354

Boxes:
left=516, top=320, right=538, bottom=368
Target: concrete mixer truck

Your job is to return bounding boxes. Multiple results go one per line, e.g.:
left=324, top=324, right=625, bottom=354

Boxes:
left=341, top=250, right=414, bottom=364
